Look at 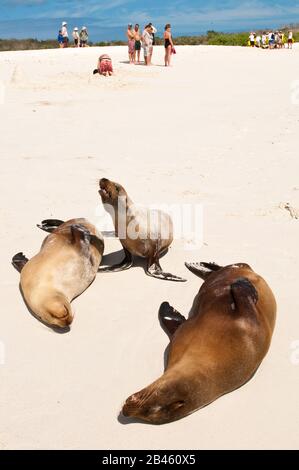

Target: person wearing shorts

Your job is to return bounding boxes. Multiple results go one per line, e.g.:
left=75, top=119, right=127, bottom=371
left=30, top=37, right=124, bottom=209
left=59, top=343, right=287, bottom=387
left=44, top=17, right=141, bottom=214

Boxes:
left=142, top=24, right=152, bottom=66
left=288, top=31, right=293, bottom=49
left=61, top=21, right=69, bottom=48
left=148, top=23, right=157, bottom=64
left=127, top=24, right=135, bottom=63
left=249, top=32, right=255, bottom=47
left=134, top=24, right=141, bottom=63
left=72, top=27, right=80, bottom=47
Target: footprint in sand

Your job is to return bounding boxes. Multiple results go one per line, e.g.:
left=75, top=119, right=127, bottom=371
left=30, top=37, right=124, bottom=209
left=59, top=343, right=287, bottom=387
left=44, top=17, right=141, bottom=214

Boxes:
left=279, top=202, right=299, bottom=219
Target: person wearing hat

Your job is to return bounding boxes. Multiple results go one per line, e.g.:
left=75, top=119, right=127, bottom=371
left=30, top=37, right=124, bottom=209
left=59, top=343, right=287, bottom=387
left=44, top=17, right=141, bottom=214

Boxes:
left=72, top=27, right=80, bottom=47
left=80, top=26, right=89, bottom=47
left=127, top=24, right=135, bottom=63
left=93, top=54, right=113, bottom=77
left=148, top=23, right=157, bottom=64
left=288, top=30, right=293, bottom=49
left=61, top=21, right=69, bottom=48
left=141, top=24, right=153, bottom=66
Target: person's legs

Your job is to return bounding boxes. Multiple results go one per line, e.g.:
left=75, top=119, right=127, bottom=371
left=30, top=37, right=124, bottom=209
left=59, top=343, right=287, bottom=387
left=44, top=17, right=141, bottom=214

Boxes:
left=149, top=46, right=153, bottom=65
left=144, top=48, right=148, bottom=65
left=165, top=46, right=172, bottom=66
left=164, top=47, right=168, bottom=66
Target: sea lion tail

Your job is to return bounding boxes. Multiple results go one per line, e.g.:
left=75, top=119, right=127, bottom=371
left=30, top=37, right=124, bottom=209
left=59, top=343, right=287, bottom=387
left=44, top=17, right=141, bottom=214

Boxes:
left=12, top=252, right=29, bottom=272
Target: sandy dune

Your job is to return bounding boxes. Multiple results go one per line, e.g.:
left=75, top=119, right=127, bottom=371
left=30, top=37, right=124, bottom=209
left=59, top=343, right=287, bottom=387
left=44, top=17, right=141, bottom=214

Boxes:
left=0, top=45, right=299, bottom=449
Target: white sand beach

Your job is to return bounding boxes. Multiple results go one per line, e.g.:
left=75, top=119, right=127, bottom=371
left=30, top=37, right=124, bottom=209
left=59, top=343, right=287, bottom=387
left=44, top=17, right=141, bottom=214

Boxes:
left=1, top=44, right=299, bottom=449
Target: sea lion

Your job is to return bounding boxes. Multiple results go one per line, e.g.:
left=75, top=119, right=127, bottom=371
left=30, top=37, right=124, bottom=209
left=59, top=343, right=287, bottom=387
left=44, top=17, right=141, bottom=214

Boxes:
left=122, top=262, right=276, bottom=424
left=98, top=178, right=186, bottom=282
left=12, top=218, right=104, bottom=329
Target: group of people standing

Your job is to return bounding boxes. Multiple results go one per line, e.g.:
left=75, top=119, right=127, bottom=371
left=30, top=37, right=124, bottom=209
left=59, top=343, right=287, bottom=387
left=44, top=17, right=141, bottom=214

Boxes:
left=248, top=30, right=294, bottom=49
left=126, top=23, right=175, bottom=66
left=58, top=21, right=89, bottom=48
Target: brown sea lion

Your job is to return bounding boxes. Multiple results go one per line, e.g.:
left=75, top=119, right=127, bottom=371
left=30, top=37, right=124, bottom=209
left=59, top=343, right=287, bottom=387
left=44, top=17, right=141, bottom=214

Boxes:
left=122, top=262, right=276, bottom=424
left=98, top=178, right=186, bottom=282
left=12, top=218, right=104, bottom=329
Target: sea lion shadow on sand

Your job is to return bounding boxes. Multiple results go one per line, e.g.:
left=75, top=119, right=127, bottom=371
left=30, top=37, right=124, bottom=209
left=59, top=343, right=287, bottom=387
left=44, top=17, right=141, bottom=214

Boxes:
left=100, top=248, right=169, bottom=276
left=117, top=307, right=189, bottom=426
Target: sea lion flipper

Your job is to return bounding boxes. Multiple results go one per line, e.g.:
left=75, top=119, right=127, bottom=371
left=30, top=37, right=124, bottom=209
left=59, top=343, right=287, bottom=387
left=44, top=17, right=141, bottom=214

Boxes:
left=147, top=268, right=187, bottom=282
left=90, top=234, right=104, bottom=255
left=231, top=277, right=259, bottom=318
left=12, top=252, right=29, bottom=272
left=185, top=261, right=222, bottom=279
left=159, top=302, right=186, bottom=337
left=70, top=224, right=91, bottom=245
left=200, top=262, right=222, bottom=271
left=147, top=259, right=186, bottom=282
left=98, top=249, right=133, bottom=273
left=37, top=219, right=65, bottom=233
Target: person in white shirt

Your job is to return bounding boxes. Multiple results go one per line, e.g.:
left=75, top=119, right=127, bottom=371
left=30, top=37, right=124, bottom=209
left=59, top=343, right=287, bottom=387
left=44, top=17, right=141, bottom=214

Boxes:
left=148, top=23, right=157, bottom=63
left=142, top=24, right=153, bottom=65
left=255, top=34, right=261, bottom=48
left=249, top=32, right=255, bottom=47
left=72, top=27, right=80, bottom=47
left=288, top=30, right=293, bottom=49
left=261, top=33, right=267, bottom=48
left=61, top=21, right=69, bottom=48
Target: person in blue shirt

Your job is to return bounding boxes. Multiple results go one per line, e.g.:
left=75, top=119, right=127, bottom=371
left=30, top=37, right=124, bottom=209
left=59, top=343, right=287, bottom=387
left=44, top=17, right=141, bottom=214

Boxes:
left=57, top=30, right=64, bottom=48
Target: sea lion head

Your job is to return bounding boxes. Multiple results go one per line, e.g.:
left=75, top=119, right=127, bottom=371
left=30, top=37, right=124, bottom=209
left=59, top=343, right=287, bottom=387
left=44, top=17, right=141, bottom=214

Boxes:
left=39, top=296, right=73, bottom=329
left=122, top=373, right=197, bottom=424
left=99, top=178, right=127, bottom=207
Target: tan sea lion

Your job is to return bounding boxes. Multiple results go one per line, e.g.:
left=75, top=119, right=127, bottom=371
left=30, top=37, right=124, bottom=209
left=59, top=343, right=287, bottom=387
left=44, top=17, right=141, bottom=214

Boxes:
left=122, top=262, right=276, bottom=424
left=98, top=178, right=186, bottom=282
left=12, top=218, right=104, bottom=329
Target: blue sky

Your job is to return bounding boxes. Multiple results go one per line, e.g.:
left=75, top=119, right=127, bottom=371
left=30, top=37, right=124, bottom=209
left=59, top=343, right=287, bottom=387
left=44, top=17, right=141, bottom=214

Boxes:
left=0, top=1, right=299, bottom=40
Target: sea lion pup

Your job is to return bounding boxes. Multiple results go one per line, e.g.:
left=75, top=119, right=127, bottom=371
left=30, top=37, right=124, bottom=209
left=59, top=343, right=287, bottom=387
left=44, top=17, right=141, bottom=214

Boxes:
left=98, top=178, right=186, bottom=282
left=12, top=218, right=104, bottom=329
left=122, top=262, right=276, bottom=424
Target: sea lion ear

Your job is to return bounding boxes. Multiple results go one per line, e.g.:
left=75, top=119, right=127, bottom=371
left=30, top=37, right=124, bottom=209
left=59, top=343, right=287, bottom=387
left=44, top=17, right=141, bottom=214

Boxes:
left=115, top=185, right=120, bottom=193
